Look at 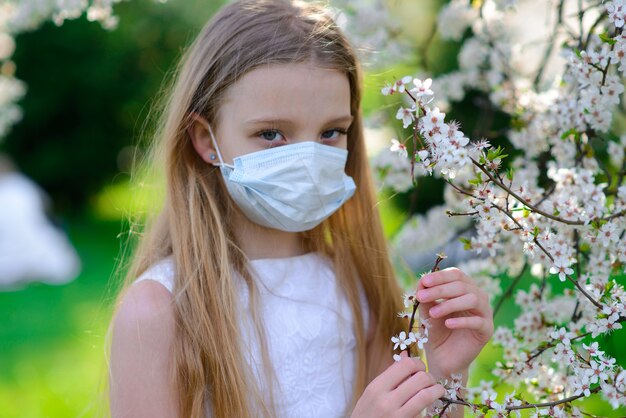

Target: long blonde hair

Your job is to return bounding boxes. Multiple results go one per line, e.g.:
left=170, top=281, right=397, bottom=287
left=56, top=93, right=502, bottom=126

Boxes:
left=105, top=0, right=407, bottom=416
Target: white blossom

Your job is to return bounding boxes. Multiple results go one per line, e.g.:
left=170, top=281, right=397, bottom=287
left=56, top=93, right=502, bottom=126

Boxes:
left=389, top=138, right=408, bottom=159
left=391, top=331, right=414, bottom=351
left=395, top=106, right=415, bottom=129
left=437, top=0, right=478, bottom=41
left=606, top=0, right=626, bottom=28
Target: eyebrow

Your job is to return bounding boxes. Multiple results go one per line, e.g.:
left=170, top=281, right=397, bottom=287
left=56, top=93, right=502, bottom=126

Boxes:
left=245, top=115, right=354, bottom=126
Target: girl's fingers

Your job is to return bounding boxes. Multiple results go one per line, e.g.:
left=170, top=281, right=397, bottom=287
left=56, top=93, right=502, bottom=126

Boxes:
left=420, top=267, right=470, bottom=287
left=444, top=315, right=486, bottom=331
left=428, top=293, right=483, bottom=318
left=392, top=370, right=437, bottom=407
left=397, top=383, right=446, bottom=418
left=374, top=355, right=427, bottom=392
left=416, top=280, right=478, bottom=303
left=416, top=280, right=436, bottom=319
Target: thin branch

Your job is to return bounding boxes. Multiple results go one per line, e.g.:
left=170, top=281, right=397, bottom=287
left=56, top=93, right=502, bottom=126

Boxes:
left=417, top=24, right=437, bottom=72
left=446, top=210, right=479, bottom=217
left=471, top=156, right=626, bottom=225
left=406, top=254, right=446, bottom=358
left=583, top=13, right=608, bottom=51
left=534, top=182, right=557, bottom=207
left=567, top=275, right=604, bottom=310
left=526, top=332, right=592, bottom=364
left=439, top=385, right=602, bottom=413
left=534, top=0, right=565, bottom=89
left=494, top=262, right=527, bottom=317
left=445, top=179, right=478, bottom=199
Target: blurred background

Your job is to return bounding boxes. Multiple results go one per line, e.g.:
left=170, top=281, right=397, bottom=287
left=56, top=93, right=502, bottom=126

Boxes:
left=0, top=0, right=225, bottom=415
left=0, top=0, right=624, bottom=416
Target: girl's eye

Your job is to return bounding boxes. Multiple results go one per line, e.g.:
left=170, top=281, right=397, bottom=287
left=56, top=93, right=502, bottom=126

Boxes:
left=256, top=128, right=347, bottom=143
left=259, top=130, right=285, bottom=142
left=321, top=128, right=348, bottom=141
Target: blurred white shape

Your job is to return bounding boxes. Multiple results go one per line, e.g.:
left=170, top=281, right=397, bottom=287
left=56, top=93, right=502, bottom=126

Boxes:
left=392, top=204, right=476, bottom=272
left=0, top=170, right=81, bottom=290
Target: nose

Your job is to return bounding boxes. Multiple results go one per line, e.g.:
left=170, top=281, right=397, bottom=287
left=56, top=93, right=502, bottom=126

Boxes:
left=290, top=136, right=323, bottom=144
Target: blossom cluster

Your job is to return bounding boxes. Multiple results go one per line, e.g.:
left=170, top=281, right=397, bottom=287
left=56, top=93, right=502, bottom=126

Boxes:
left=390, top=291, right=431, bottom=361
left=357, top=0, right=626, bottom=414
left=382, top=76, right=473, bottom=180
left=329, top=0, right=411, bottom=67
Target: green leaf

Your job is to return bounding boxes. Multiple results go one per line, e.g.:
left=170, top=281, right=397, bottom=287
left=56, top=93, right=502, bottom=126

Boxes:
left=606, top=281, right=615, bottom=292
left=510, top=115, right=527, bottom=131
left=468, top=172, right=483, bottom=185
left=561, top=128, right=577, bottom=140
left=459, top=237, right=472, bottom=250
left=600, top=32, right=617, bottom=45
left=486, top=145, right=510, bottom=163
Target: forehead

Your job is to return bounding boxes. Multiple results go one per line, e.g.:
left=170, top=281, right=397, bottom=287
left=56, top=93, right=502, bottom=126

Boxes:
left=219, top=62, right=351, bottom=124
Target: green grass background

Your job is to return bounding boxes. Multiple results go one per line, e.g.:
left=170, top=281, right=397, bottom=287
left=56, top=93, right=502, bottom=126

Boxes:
left=0, top=212, right=120, bottom=417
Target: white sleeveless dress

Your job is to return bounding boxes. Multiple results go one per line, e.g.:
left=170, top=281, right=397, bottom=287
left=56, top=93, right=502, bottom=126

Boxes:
left=133, top=252, right=369, bottom=418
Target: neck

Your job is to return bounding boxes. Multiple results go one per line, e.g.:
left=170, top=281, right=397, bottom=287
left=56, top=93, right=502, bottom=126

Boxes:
left=232, top=211, right=308, bottom=260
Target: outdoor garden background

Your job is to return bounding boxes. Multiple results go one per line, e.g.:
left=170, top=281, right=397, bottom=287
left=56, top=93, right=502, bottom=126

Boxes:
left=0, top=0, right=625, bottom=417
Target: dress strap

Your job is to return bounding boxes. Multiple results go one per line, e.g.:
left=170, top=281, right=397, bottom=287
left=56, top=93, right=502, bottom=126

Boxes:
left=133, top=256, right=175, bottom=293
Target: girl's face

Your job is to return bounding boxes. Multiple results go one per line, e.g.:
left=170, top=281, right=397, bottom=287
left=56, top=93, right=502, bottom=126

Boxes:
left=191, top=61, right=353, bottom=165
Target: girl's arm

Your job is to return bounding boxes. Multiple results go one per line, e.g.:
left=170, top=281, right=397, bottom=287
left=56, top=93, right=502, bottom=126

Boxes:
left=109, top=281, right=179, bottom=418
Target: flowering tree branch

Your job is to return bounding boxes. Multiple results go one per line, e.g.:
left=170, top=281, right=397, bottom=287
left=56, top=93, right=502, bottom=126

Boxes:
left=372, top=0, right=626, bottom=415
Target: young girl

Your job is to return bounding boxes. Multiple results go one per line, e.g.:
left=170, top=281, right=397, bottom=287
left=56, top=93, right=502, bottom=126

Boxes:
left=107, top=0, right=494, bottom=417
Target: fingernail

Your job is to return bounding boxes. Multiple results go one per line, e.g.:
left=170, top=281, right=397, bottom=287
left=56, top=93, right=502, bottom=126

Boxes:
left=417, top=290, right=429, bottom=301
left=429, top=307, right=440, bottom=317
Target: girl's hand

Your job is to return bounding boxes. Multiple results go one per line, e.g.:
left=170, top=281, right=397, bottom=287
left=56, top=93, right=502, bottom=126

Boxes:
left=416, top=267, right=494, bottom=378
left=351, top=351, right=445, bottom=418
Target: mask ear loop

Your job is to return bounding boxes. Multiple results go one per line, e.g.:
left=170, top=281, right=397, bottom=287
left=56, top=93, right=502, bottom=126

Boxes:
left=206, top=122, right=233, bottom=168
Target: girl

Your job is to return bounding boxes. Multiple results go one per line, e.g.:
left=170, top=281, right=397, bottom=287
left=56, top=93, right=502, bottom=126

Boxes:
left=107, top=0, right=494, bottom=417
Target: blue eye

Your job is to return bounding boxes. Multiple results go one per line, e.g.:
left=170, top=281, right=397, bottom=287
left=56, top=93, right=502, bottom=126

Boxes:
left=256, top=128, right=347, bottom=143
left=321, top=128, right=348, bottom=140
left=259, top=130, right=285, bottom=142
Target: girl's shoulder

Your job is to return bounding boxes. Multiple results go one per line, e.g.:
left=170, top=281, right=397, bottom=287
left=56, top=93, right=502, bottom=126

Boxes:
left=117, top=256, right=177, bottom=337
left=110, top=259, right=178, bottom=416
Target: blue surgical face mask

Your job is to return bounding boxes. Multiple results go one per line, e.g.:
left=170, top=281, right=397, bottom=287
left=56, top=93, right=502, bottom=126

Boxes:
left=206, top=124, right=357, bottom=232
